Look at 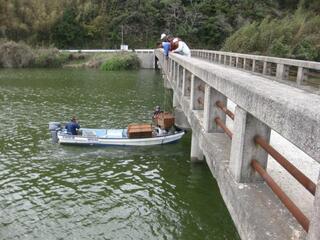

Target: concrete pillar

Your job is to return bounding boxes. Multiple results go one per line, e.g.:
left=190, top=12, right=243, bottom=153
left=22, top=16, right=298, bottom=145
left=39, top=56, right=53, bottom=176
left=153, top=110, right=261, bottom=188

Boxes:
left=190, top=75, right=204, bottom=110
left=229, top=106, right=271, bottom=183
left=243, top=58, right=247, bottom=69
left=191, top=132, right=204, bottom=161
left=307, top=173, right=320, bottom=240
left=170, top=60, right=173, bottom=81
left=236, top=57, right=239, bottom=68
left=173, top=94, right=179, bottom=108
left=262, top=61, right=267, bottom=75
left=252, top=60, right=256, bottom=72
left=178, top=66, right=183, bottom=89
left=183, top=70, right=191, bottom=97
left=231, top=57, right=234, bottom=67
left=276, top=63, right=289, bottom=80
left=164, top=56, right=169, bottom=73
left=175, top=64, right=180, bottom=89
left=203, top=85, right=227, bottom=133
left=163, top=76, right=172, bottom=89
left=174, top=107, right=190, bottom=129
left=297, top=67, right=308, bottom=85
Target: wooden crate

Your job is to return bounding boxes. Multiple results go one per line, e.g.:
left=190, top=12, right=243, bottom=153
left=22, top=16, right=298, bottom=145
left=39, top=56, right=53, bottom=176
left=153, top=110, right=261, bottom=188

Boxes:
left=128, top=123, right=153, bottom=138
left=156, top=112, right=175, bottom=129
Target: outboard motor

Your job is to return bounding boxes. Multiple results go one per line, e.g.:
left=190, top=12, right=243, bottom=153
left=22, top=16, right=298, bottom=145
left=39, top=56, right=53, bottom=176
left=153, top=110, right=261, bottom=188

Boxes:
left=49, top=122, right=61, bottom=143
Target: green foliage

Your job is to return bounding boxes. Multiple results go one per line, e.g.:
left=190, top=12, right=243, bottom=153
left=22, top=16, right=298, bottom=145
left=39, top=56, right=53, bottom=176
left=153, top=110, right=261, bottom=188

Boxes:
left=33, top=48, right=70, bottom=67
left=100, top=53, right=140, bottom=71
left=51, top=7, right=86, bottom=48
left=0, top=41, right=34, bottom=68
left=0, top=0, right=319, bottom=58
left=223, top=9, right=320, bottom=61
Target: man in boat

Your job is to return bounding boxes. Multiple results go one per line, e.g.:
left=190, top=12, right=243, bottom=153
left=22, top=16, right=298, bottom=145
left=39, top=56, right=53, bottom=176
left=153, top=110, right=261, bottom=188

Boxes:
left=65, top=116, right=80, bottom=135
left=152, top=106, right=163, bottom=121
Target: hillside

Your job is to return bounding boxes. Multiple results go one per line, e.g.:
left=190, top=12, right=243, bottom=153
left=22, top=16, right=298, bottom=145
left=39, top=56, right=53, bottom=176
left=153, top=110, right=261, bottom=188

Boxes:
left=0, top=0, right=319, bottom=60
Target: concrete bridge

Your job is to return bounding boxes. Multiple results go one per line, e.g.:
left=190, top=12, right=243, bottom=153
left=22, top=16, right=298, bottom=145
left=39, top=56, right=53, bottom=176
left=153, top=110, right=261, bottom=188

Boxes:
left=155, top=49, right=320, bottom=240
left=62, top=48, right=320, bottom=239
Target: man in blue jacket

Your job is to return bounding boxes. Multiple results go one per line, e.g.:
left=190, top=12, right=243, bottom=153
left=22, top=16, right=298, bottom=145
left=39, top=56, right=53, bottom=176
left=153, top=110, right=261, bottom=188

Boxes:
left=157, top=42, right=171, bottom=58
left=65, top=116, right=80, bottom=135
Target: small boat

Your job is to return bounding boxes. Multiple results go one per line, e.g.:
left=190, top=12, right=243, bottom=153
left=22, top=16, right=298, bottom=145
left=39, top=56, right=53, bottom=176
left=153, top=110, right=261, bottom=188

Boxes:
left=49, top=122, right=185, bottom=147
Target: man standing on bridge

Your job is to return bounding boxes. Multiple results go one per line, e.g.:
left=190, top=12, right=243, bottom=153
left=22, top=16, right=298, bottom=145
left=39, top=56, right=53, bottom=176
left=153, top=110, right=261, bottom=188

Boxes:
left=171, top=38, right=191, bottom=57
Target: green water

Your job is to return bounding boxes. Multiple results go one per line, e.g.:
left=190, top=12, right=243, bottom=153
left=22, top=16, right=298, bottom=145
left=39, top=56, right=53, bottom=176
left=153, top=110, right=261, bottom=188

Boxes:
left=0, top=68, right=240, bottom=240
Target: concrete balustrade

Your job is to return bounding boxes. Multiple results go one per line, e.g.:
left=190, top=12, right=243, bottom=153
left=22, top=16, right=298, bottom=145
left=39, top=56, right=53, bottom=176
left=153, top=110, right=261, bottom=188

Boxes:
left=156, top=49, right=320, bottom=240
left=229, top=106, right=271, bottom=183
left=308, top=174, right=320, bottom=240
left=191, top=50, right=320, bottom=90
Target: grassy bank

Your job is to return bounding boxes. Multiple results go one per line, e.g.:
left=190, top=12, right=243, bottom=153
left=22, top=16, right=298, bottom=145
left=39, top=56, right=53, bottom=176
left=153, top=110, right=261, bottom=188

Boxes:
left=0, top=41, right=140, bottom=70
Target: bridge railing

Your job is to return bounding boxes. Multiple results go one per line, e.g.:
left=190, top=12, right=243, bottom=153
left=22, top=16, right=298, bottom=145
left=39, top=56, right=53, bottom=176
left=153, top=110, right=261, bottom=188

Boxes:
left=191, top=50, right=320, bottom=90
left=155, top=49, right=320, bottom=240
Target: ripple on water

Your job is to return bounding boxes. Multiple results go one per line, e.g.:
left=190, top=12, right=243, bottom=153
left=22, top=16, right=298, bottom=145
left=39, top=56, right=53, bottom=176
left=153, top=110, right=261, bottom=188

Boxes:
left=0, top=69, right=240, bottom=240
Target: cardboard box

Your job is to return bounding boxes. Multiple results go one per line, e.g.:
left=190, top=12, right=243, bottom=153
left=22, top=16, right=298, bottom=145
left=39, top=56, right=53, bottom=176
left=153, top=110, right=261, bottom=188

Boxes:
left=128, top=123, right=153, bottom=138
left=156, top=112, right=175, bottom=129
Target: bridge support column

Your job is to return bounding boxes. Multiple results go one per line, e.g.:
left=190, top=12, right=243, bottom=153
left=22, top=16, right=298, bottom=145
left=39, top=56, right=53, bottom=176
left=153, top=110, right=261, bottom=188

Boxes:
left=203, top=85, right=227, bottom=133
left=174, top=107, right=190, bottom=129
left=173, top=94, right=179, bottom=108
left=190, top=75, right=204, bottom=110
left=163, top=75, right=172, bottom=89
left=229, top=106, right=271, bottom=183
left=308, top=173, right=320, bottom=240
left=182, top=70, right=191, bottom=97
left=191, top=132, right=204, bottom=162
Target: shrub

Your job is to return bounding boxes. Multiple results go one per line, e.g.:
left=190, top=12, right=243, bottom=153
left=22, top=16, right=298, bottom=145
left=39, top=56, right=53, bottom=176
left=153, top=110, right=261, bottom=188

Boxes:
left=33, top=48, right=70, bottom=67
left=0, top=41, right=34, bottom=68
left=100, top=53, right=140, bottom=71
left=222, top=9, right=320, bottom=61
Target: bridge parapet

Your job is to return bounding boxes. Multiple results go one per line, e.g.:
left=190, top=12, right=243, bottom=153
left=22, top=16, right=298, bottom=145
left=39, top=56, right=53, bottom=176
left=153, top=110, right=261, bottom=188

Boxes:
left=156, top=49, right=320, bottom=240
left=191, top=50, right=320, bottom=92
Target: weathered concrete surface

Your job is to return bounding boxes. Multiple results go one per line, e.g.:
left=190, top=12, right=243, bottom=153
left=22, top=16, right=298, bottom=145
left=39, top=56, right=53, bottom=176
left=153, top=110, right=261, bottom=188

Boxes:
left=155, top=50, right=319, bottom=240
left=226, top=100, right=319, bottom=222
left=136, top=51, right=155, bottom=69
left=229, top=106, right=271, bottom=183
left=165, top=52, right=320, bottom=163
left=174, top=88, right=306, bottom=240
left=308, top=174, right=320, bottom=240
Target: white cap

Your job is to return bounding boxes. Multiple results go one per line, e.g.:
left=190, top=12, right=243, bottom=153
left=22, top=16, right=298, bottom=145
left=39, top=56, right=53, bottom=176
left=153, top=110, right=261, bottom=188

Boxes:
left=160, top=33, right=166, bottom=40
left=173, top=38, right=179, bottom=43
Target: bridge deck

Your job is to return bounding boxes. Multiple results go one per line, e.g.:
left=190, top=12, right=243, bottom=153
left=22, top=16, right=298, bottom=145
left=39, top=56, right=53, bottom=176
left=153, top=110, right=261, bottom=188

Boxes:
left=156, top=50, right=320, bottom=240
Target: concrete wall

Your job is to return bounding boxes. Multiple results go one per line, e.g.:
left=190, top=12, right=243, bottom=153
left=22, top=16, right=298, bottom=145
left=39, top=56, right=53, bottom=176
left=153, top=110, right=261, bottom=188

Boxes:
left=135, top=50, right=155, bottom=69
left=156, top=49, right=320, bottom=240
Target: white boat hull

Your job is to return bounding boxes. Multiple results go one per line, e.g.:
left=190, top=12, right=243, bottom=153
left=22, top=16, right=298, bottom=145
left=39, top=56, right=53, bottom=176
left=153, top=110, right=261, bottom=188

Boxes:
left=57, top=130, right=185, bottom=146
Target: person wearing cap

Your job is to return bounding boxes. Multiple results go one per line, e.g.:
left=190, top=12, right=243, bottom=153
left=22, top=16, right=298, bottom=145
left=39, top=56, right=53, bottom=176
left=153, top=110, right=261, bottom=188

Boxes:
left=65, top=116, right=80, bottom=135
left=172, top=38, right=191, bottom=57
left=160, top=33, right=167, bottom=41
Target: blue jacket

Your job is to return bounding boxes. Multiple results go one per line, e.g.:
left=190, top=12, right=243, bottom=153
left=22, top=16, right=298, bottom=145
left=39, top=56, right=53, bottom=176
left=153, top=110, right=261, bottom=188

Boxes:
left=162, top=42, right=171, bottom=57
left=65, top=121, right=80, bottom=135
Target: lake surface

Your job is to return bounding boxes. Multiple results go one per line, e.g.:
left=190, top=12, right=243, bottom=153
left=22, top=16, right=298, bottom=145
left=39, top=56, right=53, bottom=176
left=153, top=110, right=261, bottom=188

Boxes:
left=0, top=68, right=240, bottom=240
